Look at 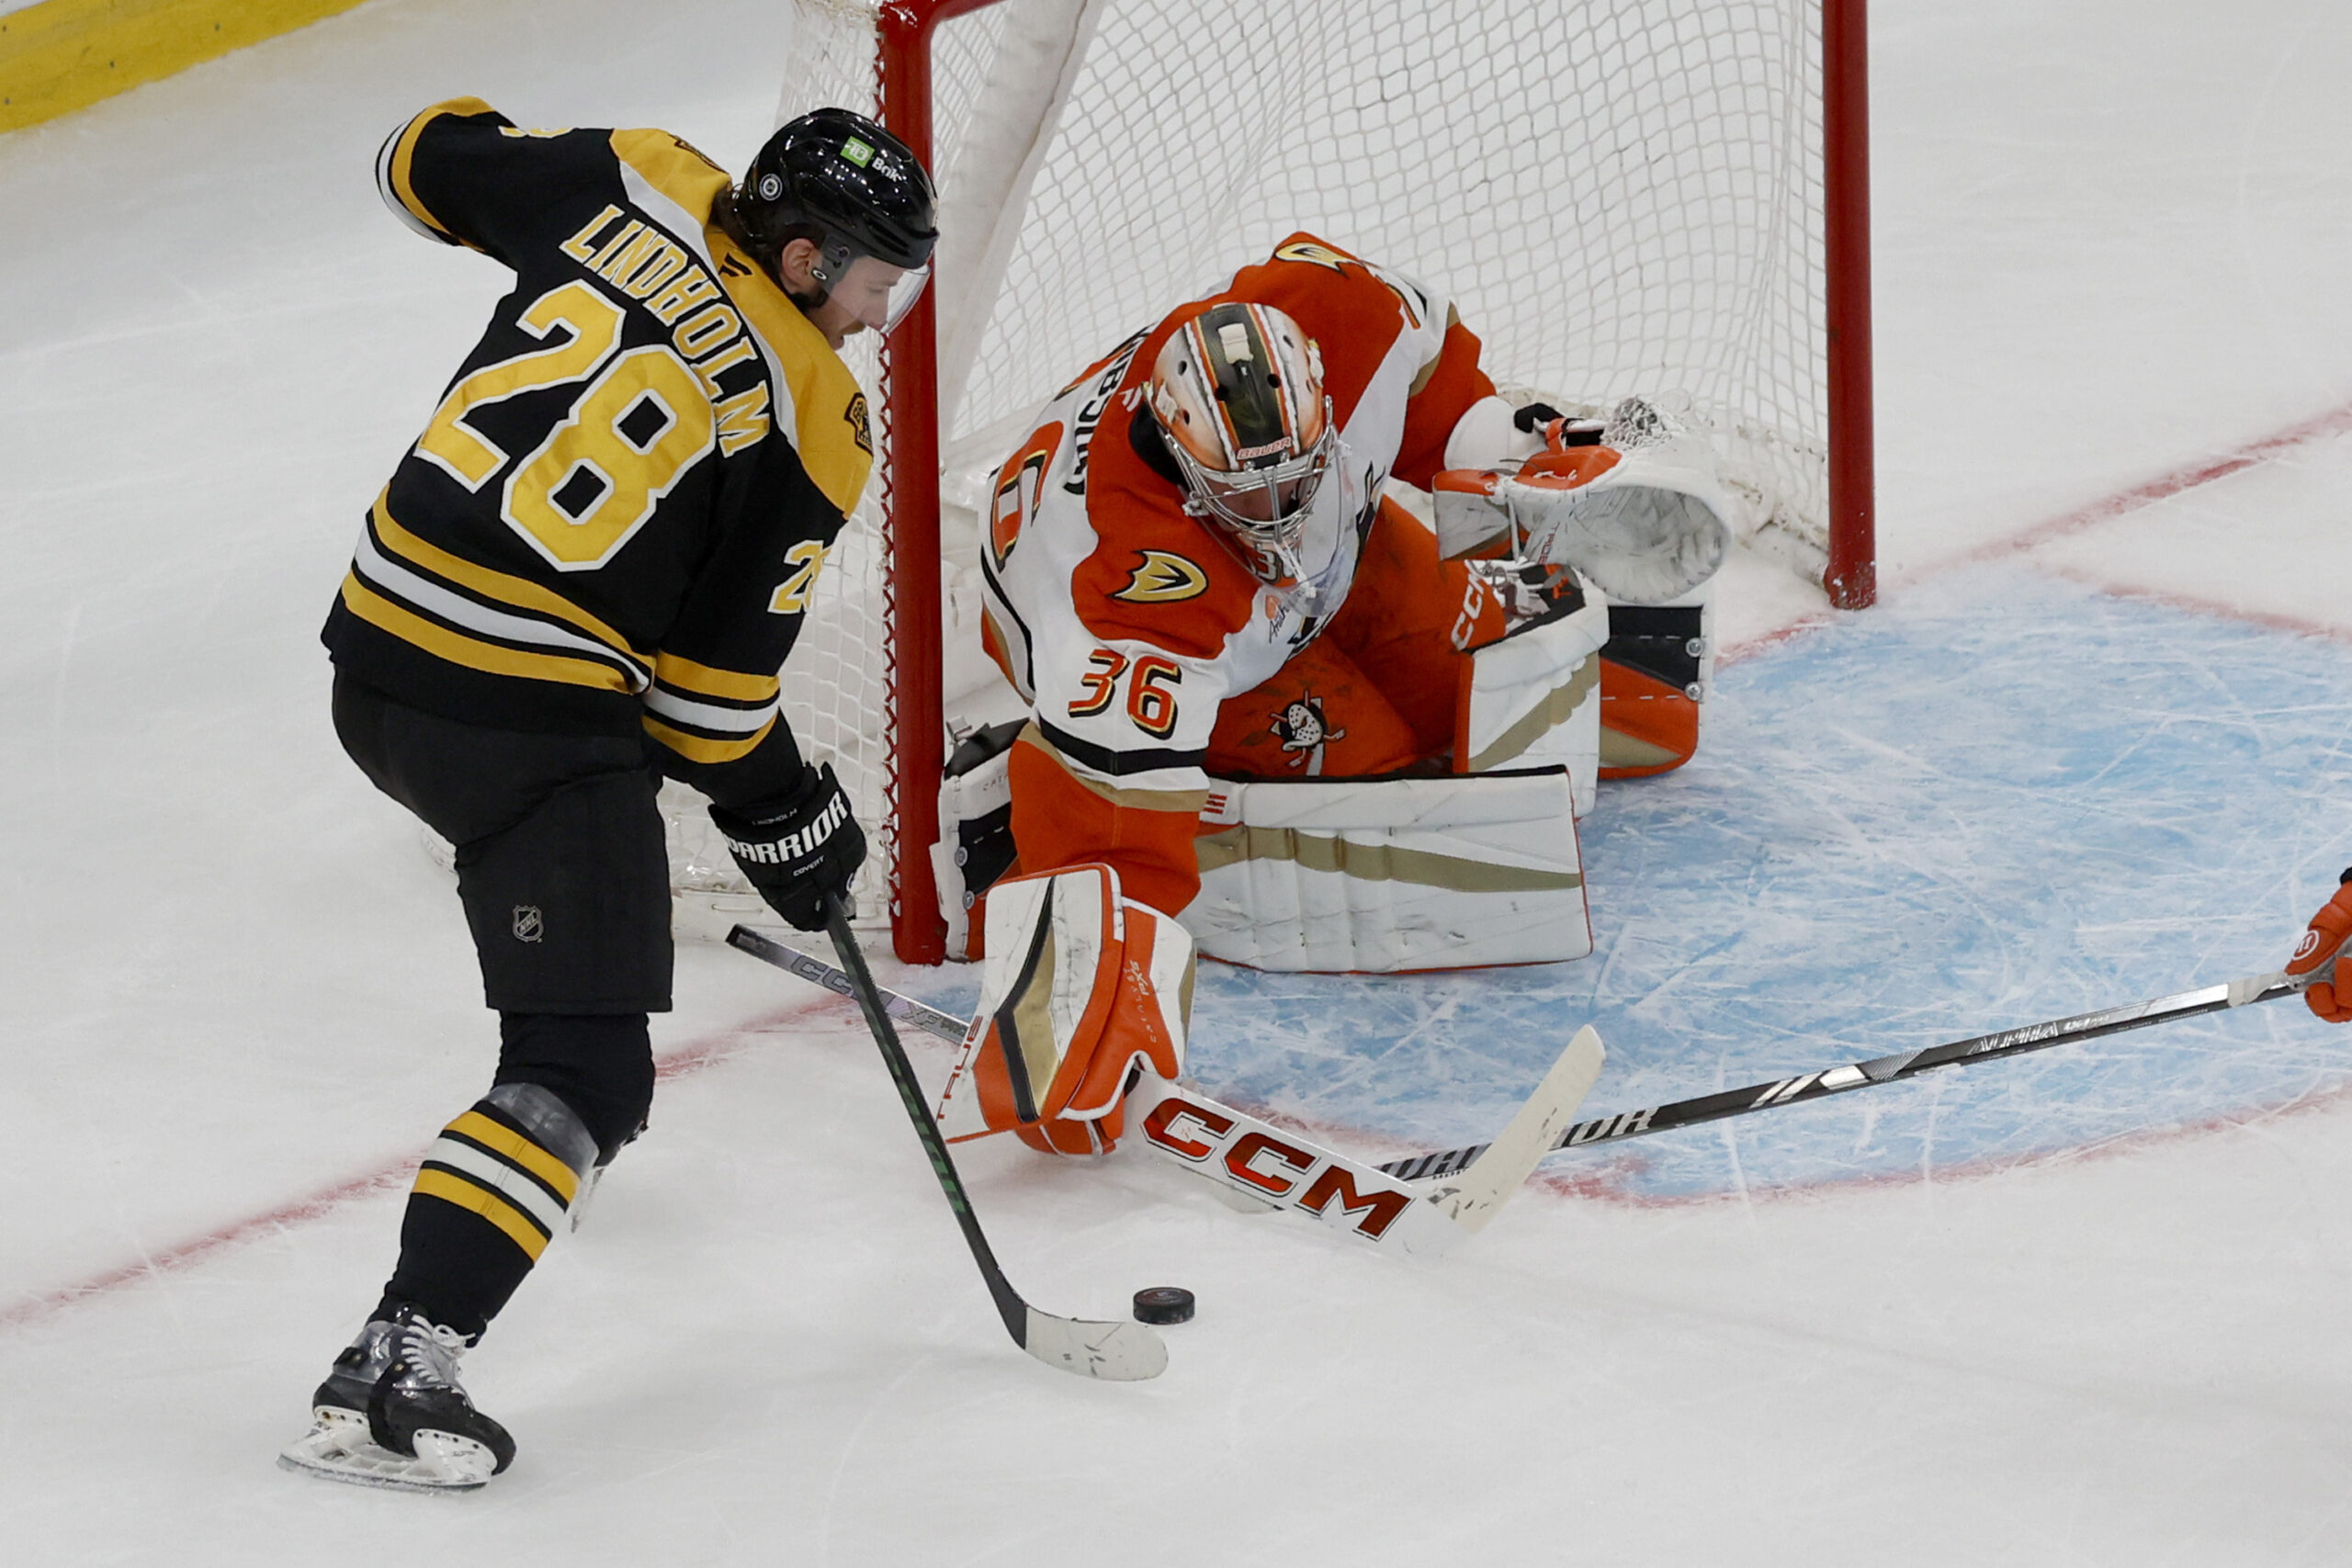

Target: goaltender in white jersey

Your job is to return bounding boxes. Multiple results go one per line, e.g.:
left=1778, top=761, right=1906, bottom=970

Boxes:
left=927, top=233, right=1732, bottom=1159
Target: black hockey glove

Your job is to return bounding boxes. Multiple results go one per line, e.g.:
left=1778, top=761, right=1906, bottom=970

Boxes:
left=709, top=762, right=866, bottom=931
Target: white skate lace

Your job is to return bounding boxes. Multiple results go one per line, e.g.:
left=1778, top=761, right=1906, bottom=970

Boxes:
left=393, top=1317, right=471, bottom=1393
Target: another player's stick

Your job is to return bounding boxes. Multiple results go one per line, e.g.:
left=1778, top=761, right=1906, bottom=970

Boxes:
left=738, top=928, right=2320, bottom=1187
left=799, top=896, right=1166, bottom=1382
left=1380, top=967, right=2323, bottom=1180
left=731, top=924, right=1602, bottom=1254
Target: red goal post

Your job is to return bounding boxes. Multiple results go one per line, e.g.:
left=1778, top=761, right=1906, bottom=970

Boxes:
left=773, top=0, right=1875, bottom=964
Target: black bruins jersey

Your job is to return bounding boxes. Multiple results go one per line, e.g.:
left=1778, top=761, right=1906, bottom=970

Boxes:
left=322, top=98, right=874, bottom=809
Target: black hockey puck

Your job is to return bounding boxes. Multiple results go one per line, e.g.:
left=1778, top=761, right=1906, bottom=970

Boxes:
left=1132, top=1286, right=1195, bottom=1325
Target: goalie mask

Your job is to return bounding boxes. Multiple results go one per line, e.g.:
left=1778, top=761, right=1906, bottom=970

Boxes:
left=1147, top=301, right=1337, bottom=587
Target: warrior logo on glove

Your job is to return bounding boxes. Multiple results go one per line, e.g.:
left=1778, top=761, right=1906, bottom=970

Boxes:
left=708, top=761, right=867, bottom=931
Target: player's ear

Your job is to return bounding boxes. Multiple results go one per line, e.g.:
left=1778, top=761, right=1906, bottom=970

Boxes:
left=775, top=236, right=821, bottom=291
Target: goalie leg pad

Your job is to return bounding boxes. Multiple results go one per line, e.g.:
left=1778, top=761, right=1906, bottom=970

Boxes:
left=935, top=865, right=1193, bottom=1155
left=1454, top=596, right=1607, bottom=816
left=1185, top=770, right=1591, bottom=973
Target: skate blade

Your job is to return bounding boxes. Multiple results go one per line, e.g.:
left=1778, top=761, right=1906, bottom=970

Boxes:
left=277, top=1414, right=497, bottom=1493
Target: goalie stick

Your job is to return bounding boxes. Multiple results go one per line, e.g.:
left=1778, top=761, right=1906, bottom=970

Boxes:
left=1380, top=967, right=2324, bottom=1180
left=802, top=896, right=1166, bottom=1382
left=726, top=925, right=1603, bottom=1258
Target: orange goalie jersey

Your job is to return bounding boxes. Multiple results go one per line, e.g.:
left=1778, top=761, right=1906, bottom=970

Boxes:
left=975, top=234, right=1526, bottom=925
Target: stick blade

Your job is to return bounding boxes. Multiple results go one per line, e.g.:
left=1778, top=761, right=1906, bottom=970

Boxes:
left=1022, top=1310, right=1169, bottom=1381
left=1427, top=1025, right=1606, bottom=1234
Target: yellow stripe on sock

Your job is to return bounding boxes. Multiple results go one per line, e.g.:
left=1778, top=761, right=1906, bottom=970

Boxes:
left=413, top=1168, right=553, bottom=1261
left=446, top=1111, right=582, bottom=1204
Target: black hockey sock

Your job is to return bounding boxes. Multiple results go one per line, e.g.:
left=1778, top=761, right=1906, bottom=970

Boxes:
left=377, top=1085, right=599, bottom=1340
left=493, top=1011, right=655, bottom=1162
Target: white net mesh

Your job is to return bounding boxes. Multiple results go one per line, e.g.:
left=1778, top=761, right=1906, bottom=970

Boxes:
left=751, top=0, right=1836, bottom=949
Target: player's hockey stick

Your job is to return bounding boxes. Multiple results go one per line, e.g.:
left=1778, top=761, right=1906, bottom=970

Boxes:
left=729, top=925, right=1604, bottom=1255
left=1378, top=967, right=2324, bottom=1180
left=785, top=900, right=1166, bottom=1382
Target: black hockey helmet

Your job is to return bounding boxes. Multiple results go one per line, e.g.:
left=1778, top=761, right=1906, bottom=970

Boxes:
left=737, top=107, right=938, bottom=316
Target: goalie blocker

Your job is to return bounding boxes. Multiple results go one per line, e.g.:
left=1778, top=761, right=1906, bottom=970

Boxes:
left=936, top=864, right=1195, bottom=1155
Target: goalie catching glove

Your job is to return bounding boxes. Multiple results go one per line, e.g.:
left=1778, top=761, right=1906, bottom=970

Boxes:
left=936, top=864, right=1194, bottom=1155
left=2286, top=869, right=2352, bottom=1023
left=1434, top=397, right=1731, bottom=604
left=709, top=761, right=866, bottom=931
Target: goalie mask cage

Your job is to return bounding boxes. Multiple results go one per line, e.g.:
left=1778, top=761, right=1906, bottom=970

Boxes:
left=770, top=0, right=1874, bottom=964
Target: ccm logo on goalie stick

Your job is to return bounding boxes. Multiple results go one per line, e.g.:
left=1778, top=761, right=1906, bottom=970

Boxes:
left=1142, top=1094, right=1416, bottom=1240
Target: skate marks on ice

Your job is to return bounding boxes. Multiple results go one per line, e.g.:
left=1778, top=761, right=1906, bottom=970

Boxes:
left=1080, top=567, right=2352, bottom=1202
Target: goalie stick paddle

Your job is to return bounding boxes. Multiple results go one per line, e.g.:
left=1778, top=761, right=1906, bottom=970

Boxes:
left=752, top=904, right=1166, bottom=1382
left=1378, top=967, right=2325, bottom=1181
left=729, top=925, right=1604, bottom=1252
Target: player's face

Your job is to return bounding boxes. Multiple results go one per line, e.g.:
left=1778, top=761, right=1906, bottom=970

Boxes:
left=809, top=255, right=928, bottom=347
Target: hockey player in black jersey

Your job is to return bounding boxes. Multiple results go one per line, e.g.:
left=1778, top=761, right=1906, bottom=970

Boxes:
left=278, top=100, right=934, bottom=1492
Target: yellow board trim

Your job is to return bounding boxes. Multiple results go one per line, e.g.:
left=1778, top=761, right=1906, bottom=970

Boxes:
left=446, top=1110, right=582, bottom=1204
left=642, top=711, right=775, bottom=764
left=370, top=495, right=647, bottom=666
left=413, top=1168, right=551, bottom=1260
left=340, top=574, right=632, bottom=694
left=0, top=0, right=371, bottom=135
left=654, top=650, right=778, bottom=704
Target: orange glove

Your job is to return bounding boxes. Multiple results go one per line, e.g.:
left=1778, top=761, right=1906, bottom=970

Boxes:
left=2285, top=870, right=2352, bottom=1022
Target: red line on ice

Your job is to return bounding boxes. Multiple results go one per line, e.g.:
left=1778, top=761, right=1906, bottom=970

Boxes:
left=1716, top=392, right=2352, bottom=665
left=0, top=994, right=834, bottom=1334
left=1947, top=394, right=2352, bottom=570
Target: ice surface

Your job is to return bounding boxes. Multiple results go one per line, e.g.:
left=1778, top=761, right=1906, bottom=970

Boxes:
left=6, top=0, right=2352, bottom=1562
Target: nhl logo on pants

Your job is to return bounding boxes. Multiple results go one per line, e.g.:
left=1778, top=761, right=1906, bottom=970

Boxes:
left=513, top=905, right=544, bottom=943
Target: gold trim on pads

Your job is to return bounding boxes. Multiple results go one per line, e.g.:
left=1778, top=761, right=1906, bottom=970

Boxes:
left=1468, top=657, right=1600, bottom=773
left=1, top=0, right=371, bottom=135
left=1195, top=826, right=1583, bottom=895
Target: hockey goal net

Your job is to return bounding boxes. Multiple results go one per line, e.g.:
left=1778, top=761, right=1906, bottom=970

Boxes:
left=683, top=0, right=1872, bottom=962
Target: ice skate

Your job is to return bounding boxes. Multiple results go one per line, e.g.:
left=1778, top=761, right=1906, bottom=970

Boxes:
left=277, top=1306, right=514, bottom=1492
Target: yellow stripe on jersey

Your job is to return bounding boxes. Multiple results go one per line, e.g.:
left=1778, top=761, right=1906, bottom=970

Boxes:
left=446, top=1111, right=582, bottom=1204
left=642, top=712, right=776, bottom=765
left=608, top=127, right=733, bottom=218
left=369, top=497, right=647, bottom=664
left=386, top=96, right=494, bottom=243
left=339, top=574, right=634, bottom=694
left=413, top=1168, right=554, bottom=1261
left=653, top=651, right=779, bottom=704
left=706, top=230, right=874, bottom=518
